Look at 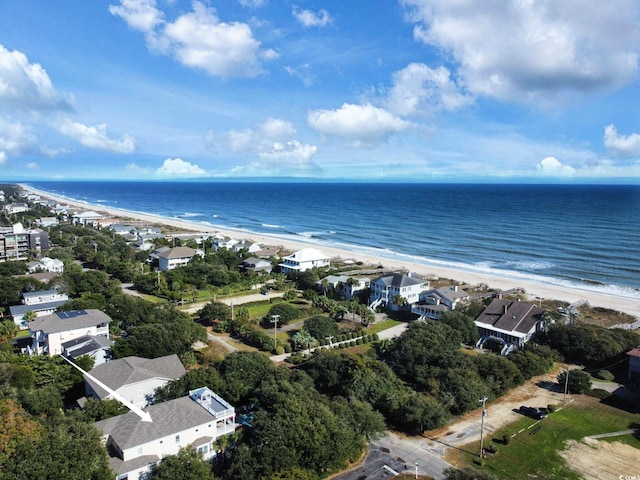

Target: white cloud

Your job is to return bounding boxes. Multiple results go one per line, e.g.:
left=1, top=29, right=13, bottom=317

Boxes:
left=308, top=103, right=413, bottom=146
left=0, top=119, right=35, bottom=160
left=401, top=0, right=640, bottom=103
left=57, top=118, right=136, bottom=153
left=384, top=63, right=473, bottom=116
left=284, top=64, right=314, bottom=87
left=0, top=151, right=7, bottom=165
left=536, top=156, right=576, bottom=177
left=292, top=6, right=333, bottom=28
left=109, top=0, right=164, bottom=32
left=0, top=43, right=71, bottom=110
left=239, top=0, right=266, bottom=7
left=26, top=162, right=39, bottom=170
left=155, top=157, right=207, bottom=177
left=604, top=124, right=640, bottom=158
left=216, top=118, right=319, bottom=174
left=109, top=0, right=275, bottom=78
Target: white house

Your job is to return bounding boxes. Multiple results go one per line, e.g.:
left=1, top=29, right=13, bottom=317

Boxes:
left=72, top=211, right=103, bottom=226
left=37, top=217, right=59, bottom=228
left=85, top=355, right=187, bottom=408
left=157, top=246, right=199, bottom=271
left=27, top=309, right=111, bottom=356
left=3, top=203, right=28, bottom=214
left=28, top=256, right=64, bottom=273
left=279, top=248, right=331, bottom=274
left=62, top=335, right=112, bottom=366
left=95, top=387, right=235, bottom=480
left=369, top=272, right=428, bottom=311
left=10, top=289, right=69, bottom=329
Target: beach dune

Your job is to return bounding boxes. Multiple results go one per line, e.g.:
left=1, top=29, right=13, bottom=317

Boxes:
left=19, top=184, right=640, bottom=319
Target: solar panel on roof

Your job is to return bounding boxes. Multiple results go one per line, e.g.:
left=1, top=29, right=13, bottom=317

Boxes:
left=57, top=310, right=87, bottom=319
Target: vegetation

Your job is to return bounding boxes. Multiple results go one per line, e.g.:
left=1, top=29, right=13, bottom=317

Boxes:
left=448, top=397, right=640, bottom=480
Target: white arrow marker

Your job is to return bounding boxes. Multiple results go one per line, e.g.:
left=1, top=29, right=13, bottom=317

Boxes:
left=60, top=355, right=153, bottom=422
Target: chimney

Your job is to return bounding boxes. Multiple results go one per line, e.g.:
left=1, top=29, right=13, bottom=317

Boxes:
left=453, top=285, right=458, bottom=292
left=503, top=304, right=508, bottom=315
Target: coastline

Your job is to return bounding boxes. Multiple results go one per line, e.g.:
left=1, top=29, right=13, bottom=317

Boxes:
left=19, top=183, right=640, bottom=319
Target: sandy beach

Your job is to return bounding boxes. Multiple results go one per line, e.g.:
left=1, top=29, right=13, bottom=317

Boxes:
left=19, top=184, right=640, bottom=319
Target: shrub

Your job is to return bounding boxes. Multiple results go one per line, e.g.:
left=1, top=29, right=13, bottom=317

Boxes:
left=283, top=344, right=292, bottom=353
left=587, top=388, right=611, bottom=400
left=372, top=333, right=379, bottom=341
left=593, top=369, right=615, bottom=381
left=356, top=338, right=363, bottom=345
left=502, top=434, right=510, bottom=445
left=547, top=404, right=556, bottom=413
left=349, top=340, right=356, bottom=347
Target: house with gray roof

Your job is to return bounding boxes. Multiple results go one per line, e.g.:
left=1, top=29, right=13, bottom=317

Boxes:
left=369, top=272, right=428, bottom=311
left=10, top=288, right=69, bottom=329
left=62, top=335, right=111, bottom=366
left=157, top=246, right=200, bottom=271
left=317, top=274, right=370, bottom=300
left=85, top=354, right=186, bottom=408
left=474, top=298, right=545, bottom=354
left=239, top=256, right=273, bottom=274
left=412, top=285, right=470, bottom=320
left=27, top=309, right=111, bottom=356
left=95, top=387, right=235, bottom=479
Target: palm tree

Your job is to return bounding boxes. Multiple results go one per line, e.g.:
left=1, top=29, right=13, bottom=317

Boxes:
left=291, top=329, right=315, bottom=353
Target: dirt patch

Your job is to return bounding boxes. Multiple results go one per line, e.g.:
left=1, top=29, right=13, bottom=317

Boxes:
left=559, top=437, right=640, bottom=480
left=427, top=364, right=570, bottom=447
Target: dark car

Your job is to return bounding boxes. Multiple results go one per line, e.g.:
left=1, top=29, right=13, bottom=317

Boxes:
left=520, top=405, right=547, bottom=419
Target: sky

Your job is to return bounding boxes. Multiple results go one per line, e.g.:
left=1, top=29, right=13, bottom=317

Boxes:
left=1, top=0, right=640, bottom=182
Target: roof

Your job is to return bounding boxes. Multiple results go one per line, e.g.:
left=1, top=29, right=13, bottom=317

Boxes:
left=627, top=348, right=640, bottom=358
left=86, top=354, right=186, bottom=398
left=62, top=335, right=111, bottom=358
left=374, top=272, right=425, bottom=288
left=474, top=299, right=544, bottom=335
left=95, top=389, right=232, bottom=450
left=284, top=248, right=330, bottom=262
left=22, top=288, right=60, bottom=299
left=27, top=309, right=111, bottom=334
left=10, top=299, right=68, bottom=316
left=157, top=246, right=196, bottom=259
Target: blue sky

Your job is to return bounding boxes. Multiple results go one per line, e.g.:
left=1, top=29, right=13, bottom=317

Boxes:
left=1, top=0, right=640, bottom=182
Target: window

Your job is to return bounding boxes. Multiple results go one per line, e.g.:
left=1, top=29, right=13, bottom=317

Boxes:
left=175, top=435, right=180, bottom=444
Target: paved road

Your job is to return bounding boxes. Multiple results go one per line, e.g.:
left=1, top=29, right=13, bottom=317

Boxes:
left=334, top=432, right=452, bottom=480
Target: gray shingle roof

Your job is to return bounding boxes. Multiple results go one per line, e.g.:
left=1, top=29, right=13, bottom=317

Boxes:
left=157, top=246, right=195, bottom=259
left=27, top=309, right=111, bottom=334
left=475, top=299, right=544, bottom=335
left=95, top=395, right=221, bottom=450
left=86, top=355, right=186, bottom=399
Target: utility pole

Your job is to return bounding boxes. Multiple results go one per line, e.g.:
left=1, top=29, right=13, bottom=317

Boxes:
left=479, top=396, right=488, bottom=461
left=415, top=462, right=419, bottom=479
left=564, top=369, right=569, bottom=404
left=270, top=314, right=280, bottom=351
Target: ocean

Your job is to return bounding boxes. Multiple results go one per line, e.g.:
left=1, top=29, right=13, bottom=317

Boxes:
left=27, top=181, right=640, bottom=299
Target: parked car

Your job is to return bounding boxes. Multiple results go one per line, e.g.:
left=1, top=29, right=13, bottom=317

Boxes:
left=519, top=405, right=547, bottom=419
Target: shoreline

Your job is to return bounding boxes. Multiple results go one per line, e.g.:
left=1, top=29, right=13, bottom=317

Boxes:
left=18, top=183, right=640, bottom=319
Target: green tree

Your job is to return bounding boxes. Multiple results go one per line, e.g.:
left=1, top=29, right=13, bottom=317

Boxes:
left=303, top=315, right=339, bottom=341
left=291, top=329, right=316, bottom=352
left=198, top=301, right=232, bottom=329
left=265, top=303, right=300, bottom=326
left=0, top=414, right=113, bottom=480
left=557, top=369, right=592, bottom=394
left=151, top=447, right=215, bottom=480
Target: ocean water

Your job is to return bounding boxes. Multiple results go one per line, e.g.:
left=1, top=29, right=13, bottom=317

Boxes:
left=28, top=181, right=640, bottom=299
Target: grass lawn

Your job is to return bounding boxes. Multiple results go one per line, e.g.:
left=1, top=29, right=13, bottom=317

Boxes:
left=447, top=396, right=640, bottom=480
left=367, top=319, right=402, bottom=334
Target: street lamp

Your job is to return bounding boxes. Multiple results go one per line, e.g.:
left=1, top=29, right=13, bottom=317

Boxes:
left=479, top=396, right=488, bottom=461
left=270, top=314, right=280, bottom=351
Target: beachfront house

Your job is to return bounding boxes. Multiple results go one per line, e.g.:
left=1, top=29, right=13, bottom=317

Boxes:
left=95, top=387, right=235, bottom=480
left=474, top=298, right=546, bottom=355
left=412, top=285, right=469, bottom=320
left=72, top=211, right=104, bottom=226
left=10, top=288, right=70, bottom=329
left=369, top=272, right=428, bottom=311
left=85, top=354, right=186, bottom=408
left=157, top=246, right=200, bottom=271
left=3, top=203, right=28, bottom=214
left=26, top=309, right=111, bottom=356
left=317, top=274, right=370, bottom=300
left=279, top=248, right=331, bottom=274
